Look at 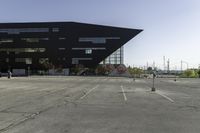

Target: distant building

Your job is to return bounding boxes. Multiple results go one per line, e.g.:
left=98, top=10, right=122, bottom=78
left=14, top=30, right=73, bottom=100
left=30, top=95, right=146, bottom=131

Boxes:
left=0, top=22, right=142, bottom=73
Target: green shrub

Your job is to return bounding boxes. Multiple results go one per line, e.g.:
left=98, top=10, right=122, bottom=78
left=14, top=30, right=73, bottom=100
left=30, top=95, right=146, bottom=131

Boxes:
left=182, top=69, right=198, bottom=78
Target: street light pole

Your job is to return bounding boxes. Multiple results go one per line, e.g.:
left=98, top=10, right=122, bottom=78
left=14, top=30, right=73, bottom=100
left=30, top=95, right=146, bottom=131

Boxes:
left=174, top=66, right=177, bottom=82
left=152, top=72, right=156, bottom=91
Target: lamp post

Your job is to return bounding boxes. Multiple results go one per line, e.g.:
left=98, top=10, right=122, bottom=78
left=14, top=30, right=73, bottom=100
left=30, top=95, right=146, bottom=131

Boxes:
left=174, top=66, right=177, bottom=82
left=151, top=71, right=156, bottom=91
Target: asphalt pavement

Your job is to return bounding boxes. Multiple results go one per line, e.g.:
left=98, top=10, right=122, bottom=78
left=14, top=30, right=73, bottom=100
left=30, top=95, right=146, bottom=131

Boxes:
left=0, top=76, right=200, bottom=133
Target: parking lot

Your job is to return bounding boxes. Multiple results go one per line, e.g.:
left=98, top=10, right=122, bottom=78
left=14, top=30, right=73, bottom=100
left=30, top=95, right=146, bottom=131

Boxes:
left=0, top=76, right=200, bottom=133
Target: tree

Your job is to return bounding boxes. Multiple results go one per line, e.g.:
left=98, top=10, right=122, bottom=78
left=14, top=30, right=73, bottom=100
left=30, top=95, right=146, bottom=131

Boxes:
left=182, top=69, right=198, bottom=78
left=128, top=66, right=144, bottom=78
left=147, top=67, right=153, bottom=74
left=39, top=59, right=53, bottom=71
left=198, top=69, right=200, bottom=78
left=96, top=65, right=108, bottom=75
left=105, top=64, right=115, bottom=73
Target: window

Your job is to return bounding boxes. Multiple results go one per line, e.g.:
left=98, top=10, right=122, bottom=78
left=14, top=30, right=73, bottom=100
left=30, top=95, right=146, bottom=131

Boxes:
left=0, top=48, right=46, bottom=53
left=58, top=48, right=66, bottom=50
left=59, top=37, right=66, bottom=40
left=85, top=49, right=92, bottom=54
left=72, top=58, right=92, bottom=64
left=25, top=48, right=46, bottom=52
left=72, top=47, right=106, bottom=50
left=21, top=38, right=49, bottom=43
left=0, top=28, right=49, bottom=34
left=79, top=37, right=120, bottom=44
left=52, top=28, right=59, bottom=32
left=0, top=39, right=13, bottom=44
left=15, top=58, right=32, bottom=64
left=21, top=38, right=39, bottom=43
left=79, top=37, right=106, bottom=44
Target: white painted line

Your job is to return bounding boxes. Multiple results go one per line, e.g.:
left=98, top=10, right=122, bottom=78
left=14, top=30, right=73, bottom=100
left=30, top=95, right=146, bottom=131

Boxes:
left=156, top=92, right=174, bottom=103
left=121, top=85, right=127, bottom=101
left=80, top=85, right=99, bottom=100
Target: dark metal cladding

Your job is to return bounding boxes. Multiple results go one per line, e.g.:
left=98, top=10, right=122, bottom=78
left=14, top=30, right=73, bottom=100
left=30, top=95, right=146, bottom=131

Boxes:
left=0, top=22, right=142, bottom=71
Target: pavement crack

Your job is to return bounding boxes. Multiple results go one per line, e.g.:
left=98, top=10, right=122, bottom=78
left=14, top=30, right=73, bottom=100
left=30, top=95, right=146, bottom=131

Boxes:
left=0, top=112, right=39, bottom=133
left=0, top=104, right=60, bottom=133
left=178, top=105, right=199, bottom=111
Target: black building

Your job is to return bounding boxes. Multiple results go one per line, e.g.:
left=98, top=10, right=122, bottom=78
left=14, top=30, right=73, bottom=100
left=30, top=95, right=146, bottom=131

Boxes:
left=0, top=22, right=142, bottom=73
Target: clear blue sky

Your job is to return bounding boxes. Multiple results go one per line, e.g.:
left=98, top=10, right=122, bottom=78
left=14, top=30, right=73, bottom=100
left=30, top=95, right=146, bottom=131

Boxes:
left=0, top=0, right=200, bottom=70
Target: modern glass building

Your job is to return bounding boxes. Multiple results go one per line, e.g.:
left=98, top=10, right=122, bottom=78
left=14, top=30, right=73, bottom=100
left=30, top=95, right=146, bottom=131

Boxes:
left=0, top=22, right=142, bottom=73
left=101, top=47, right=124, bottom=65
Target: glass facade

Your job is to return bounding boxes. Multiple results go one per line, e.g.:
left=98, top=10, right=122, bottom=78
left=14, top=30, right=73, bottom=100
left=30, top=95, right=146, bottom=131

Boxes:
left=101, top=46, right=124, bottom=65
